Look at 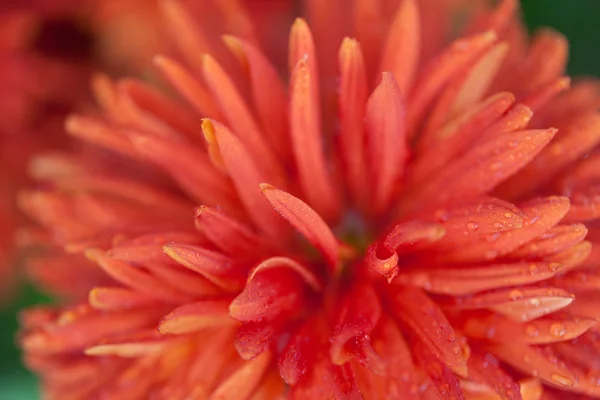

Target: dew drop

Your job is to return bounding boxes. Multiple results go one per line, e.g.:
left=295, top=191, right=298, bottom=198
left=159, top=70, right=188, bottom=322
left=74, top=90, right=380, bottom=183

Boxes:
left=493, top=221, right=504, bottom=230
left=467, top=222, right=479, bottom=230
left=508, top=290, right=524, bottom=300
left=551, top=373, right=574, bottom=387
left=550, top=323, right=567, bottom=337
left=525, top=325, right=539, bottom=338
left=529, top=298, right=541, bottom=307
left=504, top=212, right=513, bottom=219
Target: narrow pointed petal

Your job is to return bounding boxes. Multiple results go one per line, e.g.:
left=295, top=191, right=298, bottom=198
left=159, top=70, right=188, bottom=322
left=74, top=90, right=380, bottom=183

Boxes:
left=520, top=29, right=569, bottom=92
left=414, top=92, right=516, bottom=180
left=500, top=114, right=600, bottom=199
left=235, top=321, right=280, bottom=361
left=379, top=0, right=420, bottom=93
left=463, top=313, right=596, bottom=344
left=154, top=56, right=222, bottom=119
left=65, top=116, right=137, bottom=160
left=290, top=357, right=362, bottom=400
left=408, top=128, right=556, bottom=210
left=279, top=317, right=321, bottom=385
left=89, top=287, right=160, bottom=311
left=229, top=268, right=307, bottom=322
left=250, top=257, right=322, bottom=292
left=366, top=221, right=444, bottom=282
left=338, top=38, right=369, bottom=208
left=160, top=0, right=213, bottom=71
left=509, top=224, right=588, bottom=259
left=423, top=42, right=509, bottom=138
left=522, top=76, right=570, bottom=113
left=201, top=120, right=287, bottom=238
left=453, top=287, right=574, bottom=322
left=128, top=130, right=237, bottom=209
left=222, top=36, right=290, bottom=161
left=407, top=31, right=497, bottom=137
left=163, top=243, right=247, bottom=291
left=364, top=73, right=409, bottom=213
left=209, top=351, right=271, bottom=400
left=194, top=206, right=268, bottom=257
left=260, top=184, right=339, bottom=270
left=353, top=0, right=385, bottom=76
left=387, top=286, right=468, bottom=377
left=519, top=378, right=543, bottom=400
left=330, top=284, right=383, bottom=374
left=412, top=342, right=466, bottom=400
left=439, top=196, right=571, bottom=263
left=488, top=343, right=578, bottom=392
left=85, top=249, right=193, bottom=303
left=213, top=0, right=258, bottom=45
left=289, top=57, right=340, bottom=221
left=158, top=300, right=233, bottom=334
left=202, top=55, right=284, bottom=183
left=466, top=352, right=521, bottom=400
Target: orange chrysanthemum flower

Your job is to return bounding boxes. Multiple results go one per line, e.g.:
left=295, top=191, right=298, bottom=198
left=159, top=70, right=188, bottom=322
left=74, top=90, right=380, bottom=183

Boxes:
left=18, top=1, right=600, bottom=399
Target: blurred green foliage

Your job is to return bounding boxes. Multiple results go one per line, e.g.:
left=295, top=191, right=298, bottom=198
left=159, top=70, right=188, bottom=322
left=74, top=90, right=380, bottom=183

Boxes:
left=0, top=1, right=599, bottom=399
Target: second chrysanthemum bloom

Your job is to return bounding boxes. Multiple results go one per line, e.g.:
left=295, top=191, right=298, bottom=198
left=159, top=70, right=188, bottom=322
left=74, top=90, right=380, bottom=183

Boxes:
left=18, top=0, right=600, bottom=399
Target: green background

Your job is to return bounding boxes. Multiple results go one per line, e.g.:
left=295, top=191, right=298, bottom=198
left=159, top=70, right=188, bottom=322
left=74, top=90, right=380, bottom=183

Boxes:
left=1, top=1, right=599, bottom=399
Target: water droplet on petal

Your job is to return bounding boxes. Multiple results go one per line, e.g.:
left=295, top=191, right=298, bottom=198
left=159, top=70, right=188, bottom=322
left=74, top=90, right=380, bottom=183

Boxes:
left=551, top=373, right=574, bottom=386
left=493, top=221, right=504, bottom=230
left=550, top=323, right=566, bottom=337
left=525, top=325, right=539, bottom=338
left=508, top=290, right=524, bottom=300
left=504, top=212, right=513, bottom=219
left=467, top=222, right=479, bottom=230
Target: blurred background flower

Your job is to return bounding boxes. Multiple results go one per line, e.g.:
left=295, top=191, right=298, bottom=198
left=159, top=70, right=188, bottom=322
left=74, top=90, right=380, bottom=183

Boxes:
left=0, top=0, right=599, bottom=399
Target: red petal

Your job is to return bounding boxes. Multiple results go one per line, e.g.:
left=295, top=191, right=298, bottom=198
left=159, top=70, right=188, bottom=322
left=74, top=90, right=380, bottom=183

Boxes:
left=330, top=284, right=383, bottom=374
left=379, top=0, right=420, bottom=93
left=209, top=350, right=271, bottom=400
left=89, top=287, right=160, bottom=311
left=387, top=286, right=468, bottom=377
left=338, top=38, right=369, bottom=209
left=202, top=55, right=284, bottom=183
left=194, top=205, right=269, bottom=257
left=407, top=31, right=497, bottom=137
left=509, top=224, right=588, bottom=259
left=153, top=56, right=222, bottom=119
left=453, top=287, right=574, bottom=322
left=290, top=357, right=362, bottom=400
left=201, top=119, right=288, bottom=238
left=250, top=257, right=322, bottom=292
left=223, top=36, right=290, bottom=162
left=289, top=29, right=340, bottom=221
left=163, top=243, right=247, bottom=291
left=86, top=249, right=193, bottom=303
left=235, top=321, right=279, bottom=361
left=229, top=268, right=307, bottom=322
left=158, top=300, right=234, bottom=334
left=261, top=185, right=339, bottom=270
left=364, top=73, right=409, bottom=214
left=412, top=341, right=466, bottom=400
left=465, top=352, right=521, bottom=400
left=279, top=316, right=321, bottom=385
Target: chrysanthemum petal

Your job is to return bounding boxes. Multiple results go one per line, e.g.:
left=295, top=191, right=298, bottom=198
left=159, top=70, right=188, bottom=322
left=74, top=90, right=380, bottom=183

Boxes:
left=153, top=55, right=222, bottom=119
left=201, top=119, right=288, bottom=238
left=229, top=268, right=307, bottom=322
left=194, top=205, right=269, bottom=257
left=289, top=56, right=340, bottom=222
left=387, top=286, right=468, bottom=377
left=379, top=0, right=420, bottom=93
left=463, top=352, right=521, bottom=400
left=365, top=73, right=408, bottom=214
left=330, top=284, right=383, bottom=373
left=412, top=341, right=466, bottom=400
left=86, top=248, right=194, bottom=303
left=407, top=30, right=498, bottom=137
left=250, top=257, right=322, bottom=292
left=208, top=350, right=272, bottom=400
left=423, top=42, right=509, bottom=138
left=164, top=243, right=247, bottom=291
left=279, top=316, right=321, bottom=385
left=89, top=287, right=161, bottom=312
left=509, top=224, right=588, bottom=259
left=453, top=287, right=574, bottom=322
left=338, top=37, right=368, bottom=209
left=407, top=128, right=556, bottom=210
left=159, top=300, right=233, bottom=334
left=439, top=196, right=570, bottom=263
left=260, top=184, right=339, bottom=270
left=222, top=35, right=290, bottom=162
left=201, top=55, right=285, bottom=184
left=290, top=356, right=362, bottom=400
